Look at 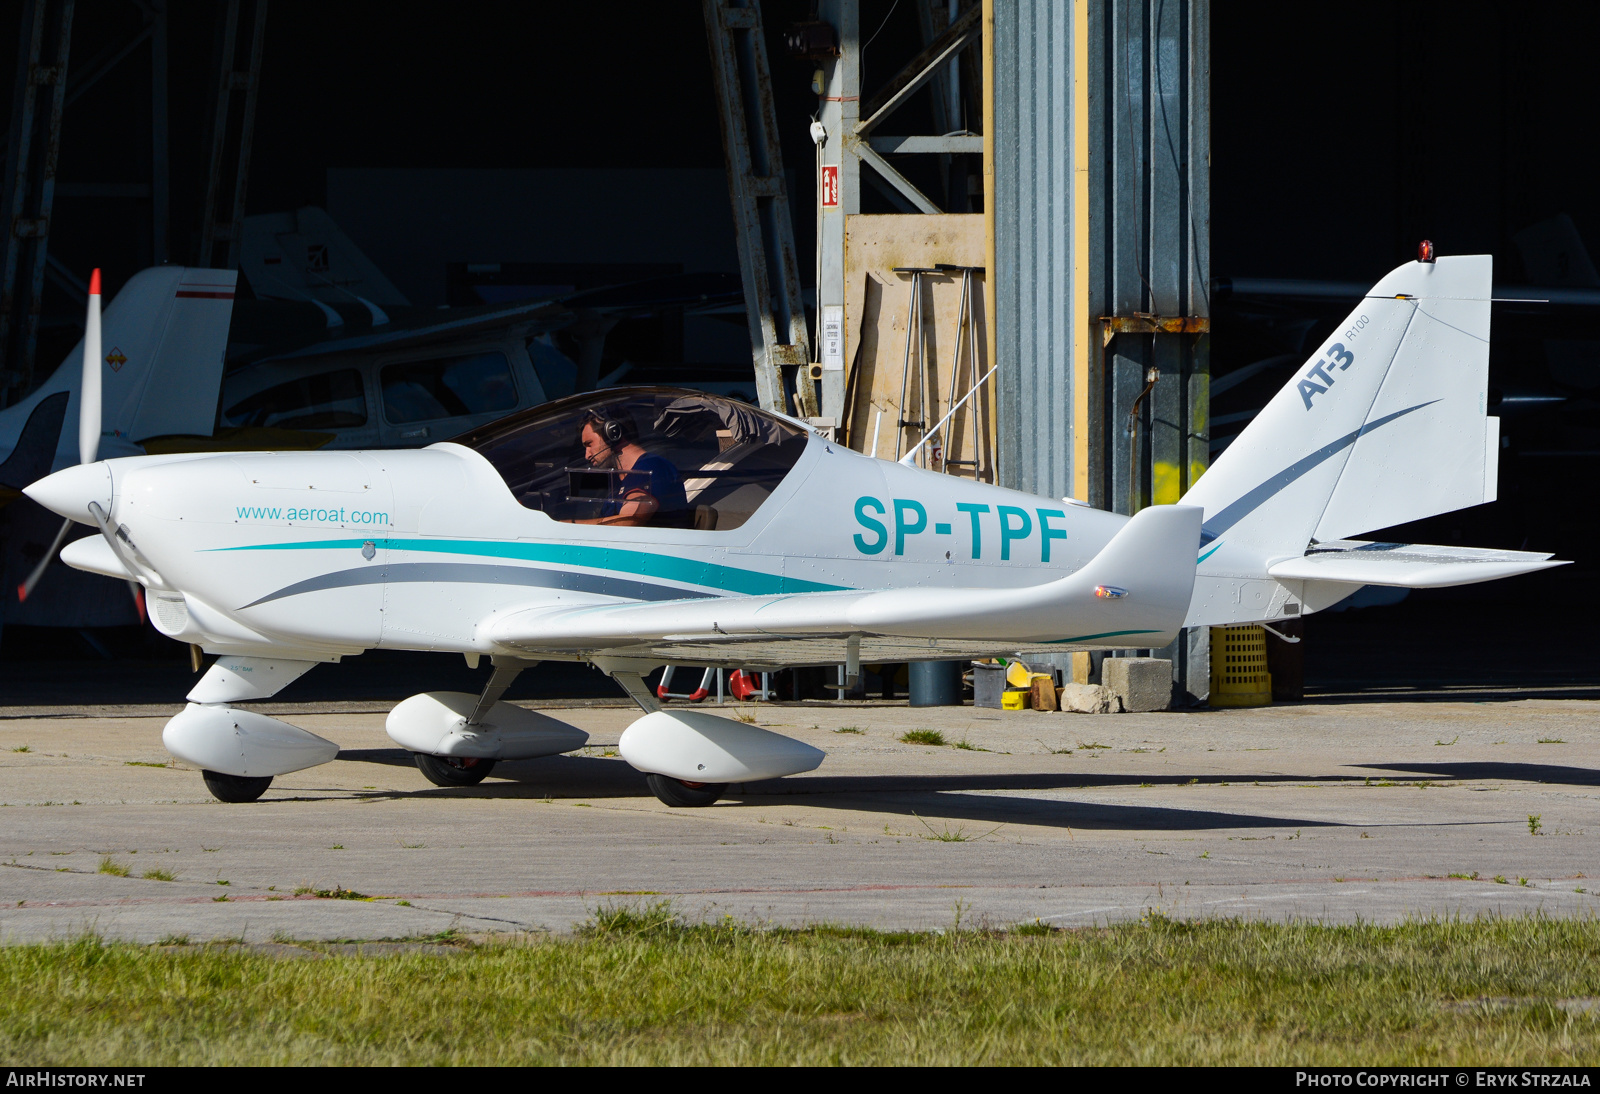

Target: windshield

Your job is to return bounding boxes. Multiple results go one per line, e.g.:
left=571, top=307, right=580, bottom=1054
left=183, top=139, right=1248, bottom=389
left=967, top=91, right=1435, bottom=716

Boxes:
left=458, top=388, right=808, bottom=530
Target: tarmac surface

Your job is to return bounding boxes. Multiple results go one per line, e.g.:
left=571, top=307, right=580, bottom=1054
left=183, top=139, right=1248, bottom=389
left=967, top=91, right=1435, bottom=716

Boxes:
left=0, top=692, right=1595, bottom=941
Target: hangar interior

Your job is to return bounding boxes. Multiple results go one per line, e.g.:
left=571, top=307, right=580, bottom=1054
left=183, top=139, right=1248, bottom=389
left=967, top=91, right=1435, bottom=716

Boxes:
left=0, top=0, right=1594, bottom=702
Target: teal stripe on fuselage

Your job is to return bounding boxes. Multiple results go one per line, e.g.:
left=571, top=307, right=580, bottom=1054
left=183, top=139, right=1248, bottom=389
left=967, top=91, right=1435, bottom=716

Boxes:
left=1045, top=629, right=1163, bottom=644
left=209, top=537, right=850, bottom=596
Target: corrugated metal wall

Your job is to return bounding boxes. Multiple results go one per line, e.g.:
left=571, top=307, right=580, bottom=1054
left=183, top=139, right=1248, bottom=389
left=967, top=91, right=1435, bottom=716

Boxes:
left=1087, top=0, right=1209, bottom=517
left=991, top=0, right=1078, bottom=500
left=992, top=0, right=1210, bottom=699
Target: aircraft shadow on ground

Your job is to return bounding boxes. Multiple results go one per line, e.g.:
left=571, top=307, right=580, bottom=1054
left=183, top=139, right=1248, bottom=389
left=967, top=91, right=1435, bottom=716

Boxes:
left=332, top=749, right=1341, bottom=831
left=1351, top=760, right=1600, bottom=787
left=1301, top=687, right=1600, bottom=704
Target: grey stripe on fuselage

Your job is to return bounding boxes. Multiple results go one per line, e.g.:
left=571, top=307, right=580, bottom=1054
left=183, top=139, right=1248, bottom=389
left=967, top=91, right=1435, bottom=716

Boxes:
left=237, top=562, right=719, bottom=609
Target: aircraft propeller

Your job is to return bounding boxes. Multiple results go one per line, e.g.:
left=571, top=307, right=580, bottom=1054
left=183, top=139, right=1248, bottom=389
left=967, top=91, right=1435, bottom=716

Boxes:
left=15, top=270, right=145, bottom=622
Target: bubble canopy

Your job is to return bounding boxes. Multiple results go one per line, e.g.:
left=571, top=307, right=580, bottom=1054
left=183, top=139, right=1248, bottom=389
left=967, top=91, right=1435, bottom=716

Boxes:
left=452, top=387, right=810, bottom=530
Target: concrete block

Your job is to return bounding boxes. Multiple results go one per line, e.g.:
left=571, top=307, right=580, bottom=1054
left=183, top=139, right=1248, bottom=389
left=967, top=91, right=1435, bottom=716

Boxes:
left=1058, top=682, right=1115, bottom=714
left=1103, top=657, right=1172, bottom=713
left=973, top=662, right=1005, bottom=708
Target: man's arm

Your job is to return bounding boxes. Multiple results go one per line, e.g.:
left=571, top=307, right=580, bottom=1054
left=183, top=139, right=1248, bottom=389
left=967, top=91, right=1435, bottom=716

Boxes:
left=573, top=486, right=659, bottom=526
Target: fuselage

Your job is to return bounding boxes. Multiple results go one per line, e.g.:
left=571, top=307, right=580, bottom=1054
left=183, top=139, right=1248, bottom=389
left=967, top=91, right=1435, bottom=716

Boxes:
left=82, top=433, right=1132, bottom=660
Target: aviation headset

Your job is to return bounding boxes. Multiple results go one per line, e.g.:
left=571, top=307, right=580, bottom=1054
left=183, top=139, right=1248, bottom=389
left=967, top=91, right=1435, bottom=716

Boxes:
left=585, top=407, right=639, bottom=448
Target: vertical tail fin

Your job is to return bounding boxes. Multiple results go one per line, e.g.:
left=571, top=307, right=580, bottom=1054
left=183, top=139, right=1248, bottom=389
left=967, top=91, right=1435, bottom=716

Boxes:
left=1182, top=254, right=1494, bottom=570
left=0, top=266, right=237, bottom=476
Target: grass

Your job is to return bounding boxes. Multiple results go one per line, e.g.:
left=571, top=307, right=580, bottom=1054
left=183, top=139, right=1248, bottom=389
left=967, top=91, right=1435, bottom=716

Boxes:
left=1530, top=815, right=1543, bottom=837
left=96, top=857, right=129, bottom=878
left=1537, top=739, right=1567, bottom=745
left=140, top=868, right=176, bottom=882
left=913, top=814, right=1003, bottom=843
left=898, top=730, right=945, bottom=746
left=9, top=746, right=29, bottom=753
left=834, top=726, right=864, bottom=735
left=1078, top=742, right=1110, bottom=750
left=1, top=917, right=1600, bottom=1063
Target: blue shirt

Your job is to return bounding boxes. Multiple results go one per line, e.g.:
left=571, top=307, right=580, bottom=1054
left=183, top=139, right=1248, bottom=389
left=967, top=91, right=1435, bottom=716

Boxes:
left=605, top=452, right=687, bottom=519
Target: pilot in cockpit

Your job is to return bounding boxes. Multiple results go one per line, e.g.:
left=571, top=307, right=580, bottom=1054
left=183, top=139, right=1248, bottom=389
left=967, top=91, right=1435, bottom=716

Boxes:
left=569, top=407, right=687, bottom=526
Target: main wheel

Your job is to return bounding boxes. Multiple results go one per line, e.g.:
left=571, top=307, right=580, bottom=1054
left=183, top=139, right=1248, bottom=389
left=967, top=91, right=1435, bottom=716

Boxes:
left=646, top=773, right=727, bottom=807
left=414, top=753, right=496, bottom=787
left=202, top=770, right=273, bottom=803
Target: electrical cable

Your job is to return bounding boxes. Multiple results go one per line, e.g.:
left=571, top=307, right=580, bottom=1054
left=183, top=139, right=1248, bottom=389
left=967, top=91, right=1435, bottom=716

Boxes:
left=862, top=0, right=902, bottom=61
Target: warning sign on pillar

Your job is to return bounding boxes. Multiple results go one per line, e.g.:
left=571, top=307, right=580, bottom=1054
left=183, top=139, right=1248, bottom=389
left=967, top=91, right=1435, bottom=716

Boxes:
left=822, top=305, right=844, bottom=371
left=820, top=165, right=839, bottom=208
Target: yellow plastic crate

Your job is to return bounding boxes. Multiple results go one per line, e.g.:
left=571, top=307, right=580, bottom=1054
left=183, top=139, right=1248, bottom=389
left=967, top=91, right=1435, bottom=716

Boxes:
left=1210, top=625, right=1273, bottom=707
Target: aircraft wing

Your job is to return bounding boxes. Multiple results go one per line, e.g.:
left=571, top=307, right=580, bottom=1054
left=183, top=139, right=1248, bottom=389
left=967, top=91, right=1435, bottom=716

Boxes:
left=484, top=505, right=1202, bottom=665
left=1267, top=540, right=1566, bottom=588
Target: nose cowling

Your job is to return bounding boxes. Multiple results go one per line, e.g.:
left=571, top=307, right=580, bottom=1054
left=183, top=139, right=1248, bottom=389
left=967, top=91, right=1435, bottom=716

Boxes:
left=22, top=462, right=113, bottom=525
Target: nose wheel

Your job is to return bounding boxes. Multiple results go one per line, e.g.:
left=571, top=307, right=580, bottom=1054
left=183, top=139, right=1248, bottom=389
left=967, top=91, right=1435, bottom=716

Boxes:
left=414, top=753, right=497, bottom=787
left=646, top=773, right=727, bottom=807
left=202, top=770, right=273, bottom=803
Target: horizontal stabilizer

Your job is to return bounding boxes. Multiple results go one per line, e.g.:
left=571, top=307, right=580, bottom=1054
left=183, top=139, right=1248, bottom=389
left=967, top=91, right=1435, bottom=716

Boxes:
left=487, top=504, right=1203, bottom=651
left=1267, top=540, right=1566, bottom=589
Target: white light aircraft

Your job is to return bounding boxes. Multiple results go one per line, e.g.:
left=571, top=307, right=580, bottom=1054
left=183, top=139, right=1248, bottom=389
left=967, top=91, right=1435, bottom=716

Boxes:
left=23, top=252, right=1565, bottom=806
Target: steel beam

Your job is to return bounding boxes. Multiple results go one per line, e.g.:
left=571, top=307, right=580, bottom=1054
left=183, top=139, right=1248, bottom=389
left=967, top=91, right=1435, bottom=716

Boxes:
left=867, top=134, right=982, bottom=154
left=703, top=0, right=817, bottom=418
left=198, top=0, right=267, bottom=271
left=0, top=0, right=74, bottom=404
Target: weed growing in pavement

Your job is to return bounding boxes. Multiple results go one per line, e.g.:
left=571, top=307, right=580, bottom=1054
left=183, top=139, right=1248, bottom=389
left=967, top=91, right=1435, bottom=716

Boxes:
left=914, top=813, right=1004, bottom=843
left=834, top=726, right=864, bottom=734
left=1530, top=815, right=1543, bottom=836
left=1038, top=741, right=1073, bottom=755
left=1538, top=739, right=1567, bottom=745
left=1078, top=742, right=1110, bottom=749
left=9, top=747, right=28, bottom=753
left=900, top=730, right=946, bottom=746
left=952, top=738, right=981, bottom=751
left=1435, top=736, right=1459, bottom=746
left=97, top=857, right=129, bottom=878
left=141, top=868, right=175, bottom=882
left=1494, top=876, right=1509, bottom=885
left=311, top=887, right=369, bottom=901
left=1449, top=872, right=1480, bottom=881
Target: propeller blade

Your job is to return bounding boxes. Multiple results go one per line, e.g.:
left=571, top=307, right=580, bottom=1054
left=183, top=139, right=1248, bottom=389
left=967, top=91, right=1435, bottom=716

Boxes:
left=78, top=268, right=102, bottom=466
left=15, top=517, right=75, bottom=603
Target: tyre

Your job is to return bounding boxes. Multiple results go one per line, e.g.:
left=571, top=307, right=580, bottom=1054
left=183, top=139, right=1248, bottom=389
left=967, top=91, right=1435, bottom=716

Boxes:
left=414, top=753, right=496, bottom=787
left=646, top=772, right=727, bottom=807
left=201, top=770, right=273, bottom=803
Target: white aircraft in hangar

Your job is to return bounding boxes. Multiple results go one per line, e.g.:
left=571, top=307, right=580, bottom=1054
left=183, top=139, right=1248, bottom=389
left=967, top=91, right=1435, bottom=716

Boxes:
left=23, top=251, right=1566, bottom=806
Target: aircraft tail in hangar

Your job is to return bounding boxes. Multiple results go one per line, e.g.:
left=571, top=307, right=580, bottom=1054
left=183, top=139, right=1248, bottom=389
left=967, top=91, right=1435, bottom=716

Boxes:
left=1182, top=253, right=1499, bottom=573
left=0, top=266, right=237, bottom=498
left=1181, top=251, right=1566, bottom=626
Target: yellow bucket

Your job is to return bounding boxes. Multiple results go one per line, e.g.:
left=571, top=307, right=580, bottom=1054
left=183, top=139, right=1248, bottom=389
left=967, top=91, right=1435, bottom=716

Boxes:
left=1210, top=625, right=1272, bottom=707
left=1001, top=689, right=1030, bottom=710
